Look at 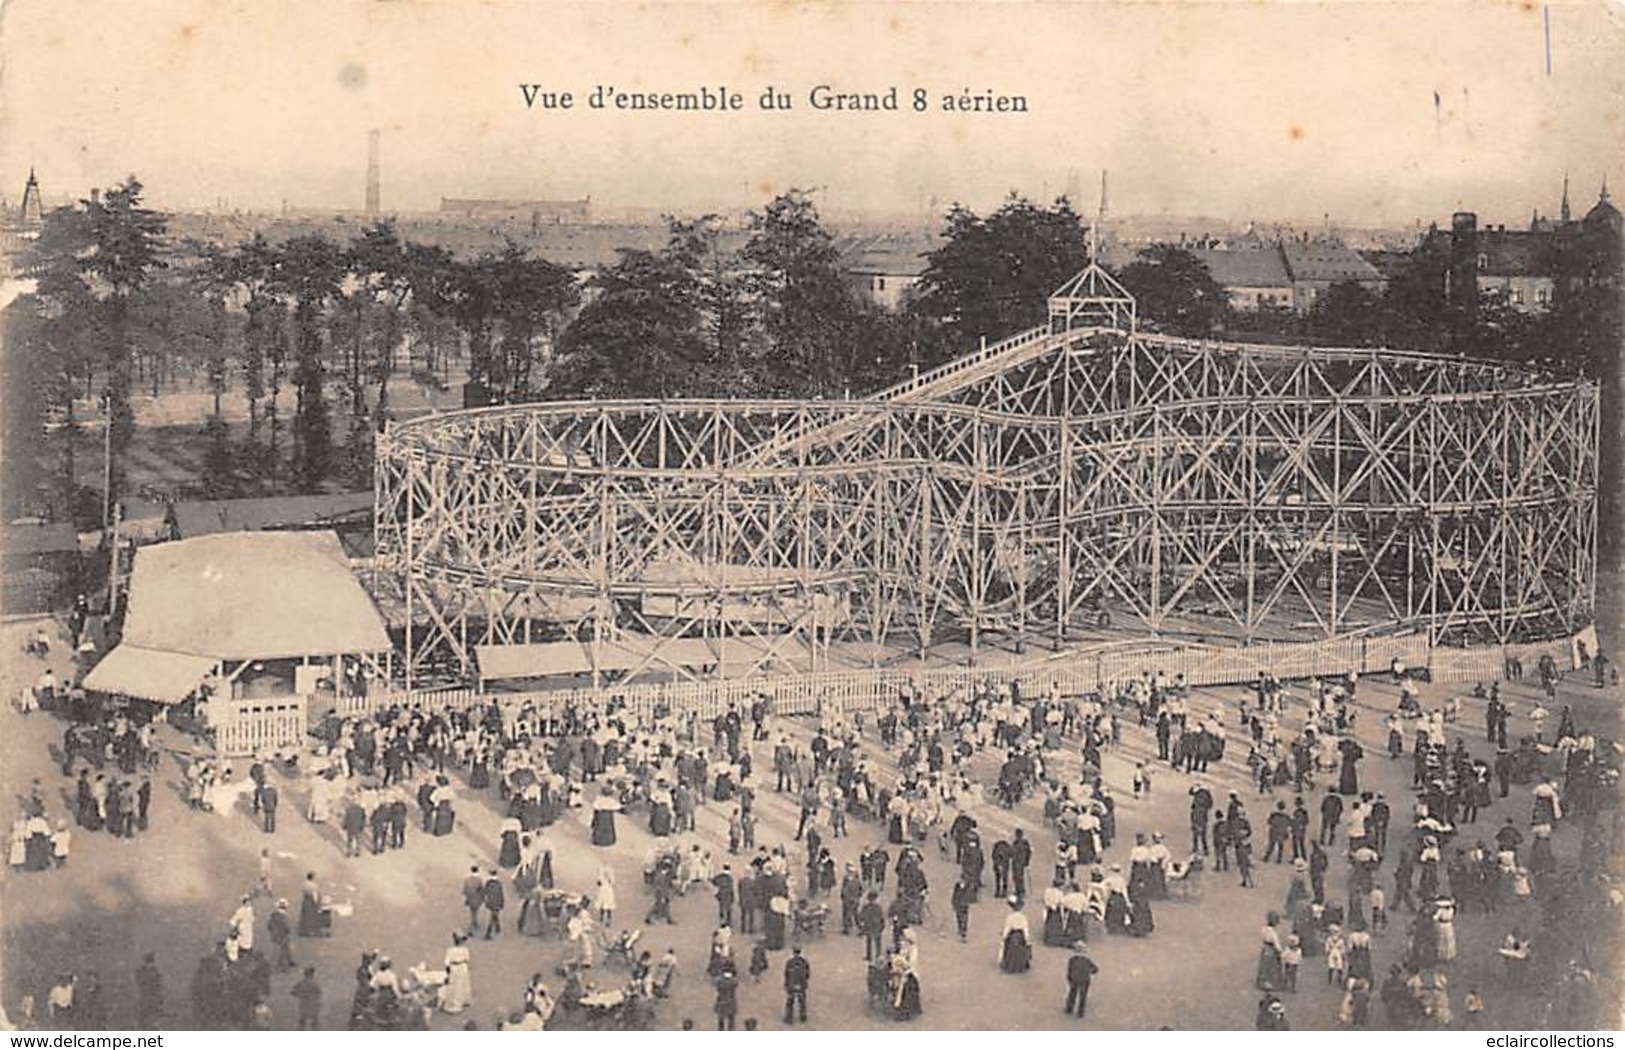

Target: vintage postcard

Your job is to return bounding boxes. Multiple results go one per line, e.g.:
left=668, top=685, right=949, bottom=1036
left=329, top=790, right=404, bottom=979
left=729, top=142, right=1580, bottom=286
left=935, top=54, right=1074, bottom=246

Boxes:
left=0, top=0, right=1621, bottom=1035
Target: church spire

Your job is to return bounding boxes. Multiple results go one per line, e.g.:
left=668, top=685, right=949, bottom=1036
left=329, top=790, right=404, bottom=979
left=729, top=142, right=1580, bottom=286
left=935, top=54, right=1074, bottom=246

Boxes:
left=1602, top=173, right=1611, bottom=203
left=19, top=167, right=42, bottom=227
left=1560, top=170, right=1571, bottom=223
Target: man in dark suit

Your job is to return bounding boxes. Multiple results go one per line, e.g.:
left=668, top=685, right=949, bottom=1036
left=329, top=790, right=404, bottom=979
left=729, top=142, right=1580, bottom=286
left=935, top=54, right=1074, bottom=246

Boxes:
left=951, top=877, right=976, bottom=941
left=369, top=802, right=389, bottom=855
left=857, top=892, right=885, bottom=961
left=343, top=801, right=366, bottom=858
left=839, top=865, right=863, bottom=935
left=249, top=758, right=267, bottom=814
left=713, top=865, right=735, bottom=928
left=1010, top=829, right=1032, bottom=900
left=782, top=946, right=810, bottom=1025
left=388, top=796, right=408, bottom=849
left=260, top=783, right=279, bottom=834
left=416, top=780, right=436, bottom=832
left=462, top=866, right=484, bottom=932
left=991, top=838, right=1013, bottom=898
left=482, top=869, right=505, bottom=939
left=1065, top=944, right=1099, bottom=1018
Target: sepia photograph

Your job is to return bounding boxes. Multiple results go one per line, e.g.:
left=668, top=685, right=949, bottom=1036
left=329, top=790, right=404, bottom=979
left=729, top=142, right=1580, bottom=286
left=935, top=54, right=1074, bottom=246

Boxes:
left=0, top=0, right=1622, bottom=1034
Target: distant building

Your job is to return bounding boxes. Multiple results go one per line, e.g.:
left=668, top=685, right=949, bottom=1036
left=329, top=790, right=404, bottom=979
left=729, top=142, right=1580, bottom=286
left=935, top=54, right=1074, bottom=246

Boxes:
left=1279, top=237, right=1385, bottom=314
left=1191, top=245, right=1294, bottom=312
left=839, top=232, right=938, bottom=310
left=1421, top=178, right=1621, bottom=313
left=164, top=491, right=374, bottom=557
left=439, top=197, right=592, bottom=225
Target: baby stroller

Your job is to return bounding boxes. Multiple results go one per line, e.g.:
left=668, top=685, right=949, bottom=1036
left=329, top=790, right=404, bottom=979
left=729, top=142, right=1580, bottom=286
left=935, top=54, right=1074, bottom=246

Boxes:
left=602, top=928, right=642, bottom=971
left=1167, top=854, right=1205, bottom=899
left=792, top=900, right=829, bottom=938
left=865, top=961, right=892, bottom=1014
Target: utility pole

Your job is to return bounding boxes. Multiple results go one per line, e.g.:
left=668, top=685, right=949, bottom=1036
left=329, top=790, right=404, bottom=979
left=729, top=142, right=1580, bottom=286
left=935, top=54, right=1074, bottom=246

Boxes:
left=100, top=391, right=113, bottom=539
left=100, top=390, right=117, bottom=617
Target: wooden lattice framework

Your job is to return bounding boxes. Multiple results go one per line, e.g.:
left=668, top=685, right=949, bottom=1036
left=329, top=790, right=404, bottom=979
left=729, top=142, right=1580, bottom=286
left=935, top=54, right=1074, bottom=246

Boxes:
left=374, top=294, right=1598, bottom=687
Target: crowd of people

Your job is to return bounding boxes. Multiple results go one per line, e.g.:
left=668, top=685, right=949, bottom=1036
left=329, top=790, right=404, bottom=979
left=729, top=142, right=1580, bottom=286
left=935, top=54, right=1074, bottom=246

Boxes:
left=9, top=603, right=1623, bottom=1031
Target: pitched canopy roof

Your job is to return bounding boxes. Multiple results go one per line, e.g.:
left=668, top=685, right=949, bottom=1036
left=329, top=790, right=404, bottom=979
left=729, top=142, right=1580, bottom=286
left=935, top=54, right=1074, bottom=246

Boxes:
left=81, top=645, right=218, bottom=704
left=120, top=531, right=391, bottom=661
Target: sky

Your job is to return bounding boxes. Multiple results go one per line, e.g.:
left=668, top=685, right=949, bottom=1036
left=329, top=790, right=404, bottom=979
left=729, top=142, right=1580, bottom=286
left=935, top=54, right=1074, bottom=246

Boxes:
left=0, top=0, right=1621, bottom=227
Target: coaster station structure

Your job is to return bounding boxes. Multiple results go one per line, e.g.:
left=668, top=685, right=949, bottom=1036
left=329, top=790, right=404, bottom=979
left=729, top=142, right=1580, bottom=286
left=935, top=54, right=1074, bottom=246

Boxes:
left=373, top=259, right=1598, bottom=688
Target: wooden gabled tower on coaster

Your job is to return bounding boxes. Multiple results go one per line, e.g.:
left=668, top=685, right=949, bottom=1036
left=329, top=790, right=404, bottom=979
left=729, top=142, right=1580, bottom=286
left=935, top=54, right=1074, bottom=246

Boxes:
left=1048, top=172, right=1136, bottom=334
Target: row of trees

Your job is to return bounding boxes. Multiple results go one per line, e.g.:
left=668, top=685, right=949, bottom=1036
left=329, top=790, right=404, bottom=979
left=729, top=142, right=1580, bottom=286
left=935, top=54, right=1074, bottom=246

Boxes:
left=5, top=178, right=1614, bottom=529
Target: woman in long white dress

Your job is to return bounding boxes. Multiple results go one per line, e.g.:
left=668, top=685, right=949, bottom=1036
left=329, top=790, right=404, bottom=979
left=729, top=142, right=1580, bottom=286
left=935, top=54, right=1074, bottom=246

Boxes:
left=1433, top=899, right=1458, bottom=963
left=594, top=866, right=617, bottom=926
left=440, top=932, right=473, bottom=1014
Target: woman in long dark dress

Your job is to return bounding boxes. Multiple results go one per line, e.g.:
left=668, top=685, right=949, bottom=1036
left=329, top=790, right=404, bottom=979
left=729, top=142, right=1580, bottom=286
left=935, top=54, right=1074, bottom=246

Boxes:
left=517, top=886, right=548, bottom=936
left=887, top=807, right=907, bottom=846
left=75, top=773, right=94, bottom=828
left=765, top=895, right=789, bottom=950
left=713, top=767, right=735, bottom=803
left=893, top=966, right=922, bottom=1021
left=23, top=817, right=51, bottom=871
left=1338, top=738, right=1364, bottom=796
left=431, top=779, right=457, bottom=836
left=520, top=789, right=545, bottom=832
left=468, top=749, right=490, bottom=791
left=998, top=901, right=1032, bottom=973
left=299, top=874, right=325, bottom=937
left=1062, top=895, right=1089, bottom=944
left=649, top=786, right=673, bottom=837
left=1128, top=892, right=1154, bottom=937
left=498, top=819, right=522, bottom=868
left=1104, top=876, right=1130, bottom=935
left=590, top=793, right=619, bottom=847
left=1042, top=888, right=1067, bottom=946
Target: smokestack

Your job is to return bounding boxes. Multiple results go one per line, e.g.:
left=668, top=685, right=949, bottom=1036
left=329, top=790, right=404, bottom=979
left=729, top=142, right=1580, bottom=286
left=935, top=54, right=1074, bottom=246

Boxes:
left=365, top=129, right=381, bottom=217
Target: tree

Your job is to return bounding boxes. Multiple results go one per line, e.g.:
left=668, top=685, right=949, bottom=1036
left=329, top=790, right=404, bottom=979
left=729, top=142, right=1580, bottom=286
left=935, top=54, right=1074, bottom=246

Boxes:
left=911, top=194, right=1090, bottom=365
left=552, top=246, right=709, bottom=399
left=223, top=235, right=281, bottom=478
left=742, top=190, right=863, bottom=397
left=668, top=215, right=769, bottom=395
left=268, top=234, right=344, bottom=492
left=1116, top=245, right=1230, bottom=337
left=448, top=245, right=578, bottom=404
left=0, top=302, right=61, bottom=518
left=13, top=204, right=102, bottom=520
left=22, top=178, right=168, bottom=517
left=402, top=241, right=461, bottom=387
left=1307, top=280, right=1381, bottom=346
left=349, top=221, right=415, bottom=421
left=83, top=179, right=168, bottom=510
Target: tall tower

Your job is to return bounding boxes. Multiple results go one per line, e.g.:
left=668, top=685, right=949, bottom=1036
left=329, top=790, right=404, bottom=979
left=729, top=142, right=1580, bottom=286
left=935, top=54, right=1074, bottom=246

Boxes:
left=1560, top=170, right=1572, bottom=224
left=19, top=168, right=42, bottom=226
left=365, top=130, right=381, bottom=217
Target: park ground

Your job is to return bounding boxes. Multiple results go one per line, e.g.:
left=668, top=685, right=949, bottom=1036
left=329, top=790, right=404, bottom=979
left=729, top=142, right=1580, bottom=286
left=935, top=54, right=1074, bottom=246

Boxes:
left=1, top=586, right=1621, bottom=1031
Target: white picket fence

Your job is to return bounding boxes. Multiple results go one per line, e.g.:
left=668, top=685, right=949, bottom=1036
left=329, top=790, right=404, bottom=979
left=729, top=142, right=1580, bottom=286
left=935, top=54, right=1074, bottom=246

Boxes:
left=225, top=626, right=1591, bottom=745
left=215, top=696, right=309, bottom=757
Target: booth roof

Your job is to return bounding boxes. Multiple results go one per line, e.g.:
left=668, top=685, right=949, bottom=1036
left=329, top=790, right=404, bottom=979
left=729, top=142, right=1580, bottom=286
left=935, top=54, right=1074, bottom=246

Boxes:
left=120, top=530, right=391, bottom=661
left=81, top=645, right=218, bottom=704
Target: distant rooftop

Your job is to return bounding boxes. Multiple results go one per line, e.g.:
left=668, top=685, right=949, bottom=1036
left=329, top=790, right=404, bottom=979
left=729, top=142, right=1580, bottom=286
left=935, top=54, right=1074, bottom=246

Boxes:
left=1191, top=245, right=1291, bottom=288
left=1280, top=239, right=1382, bottom=283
